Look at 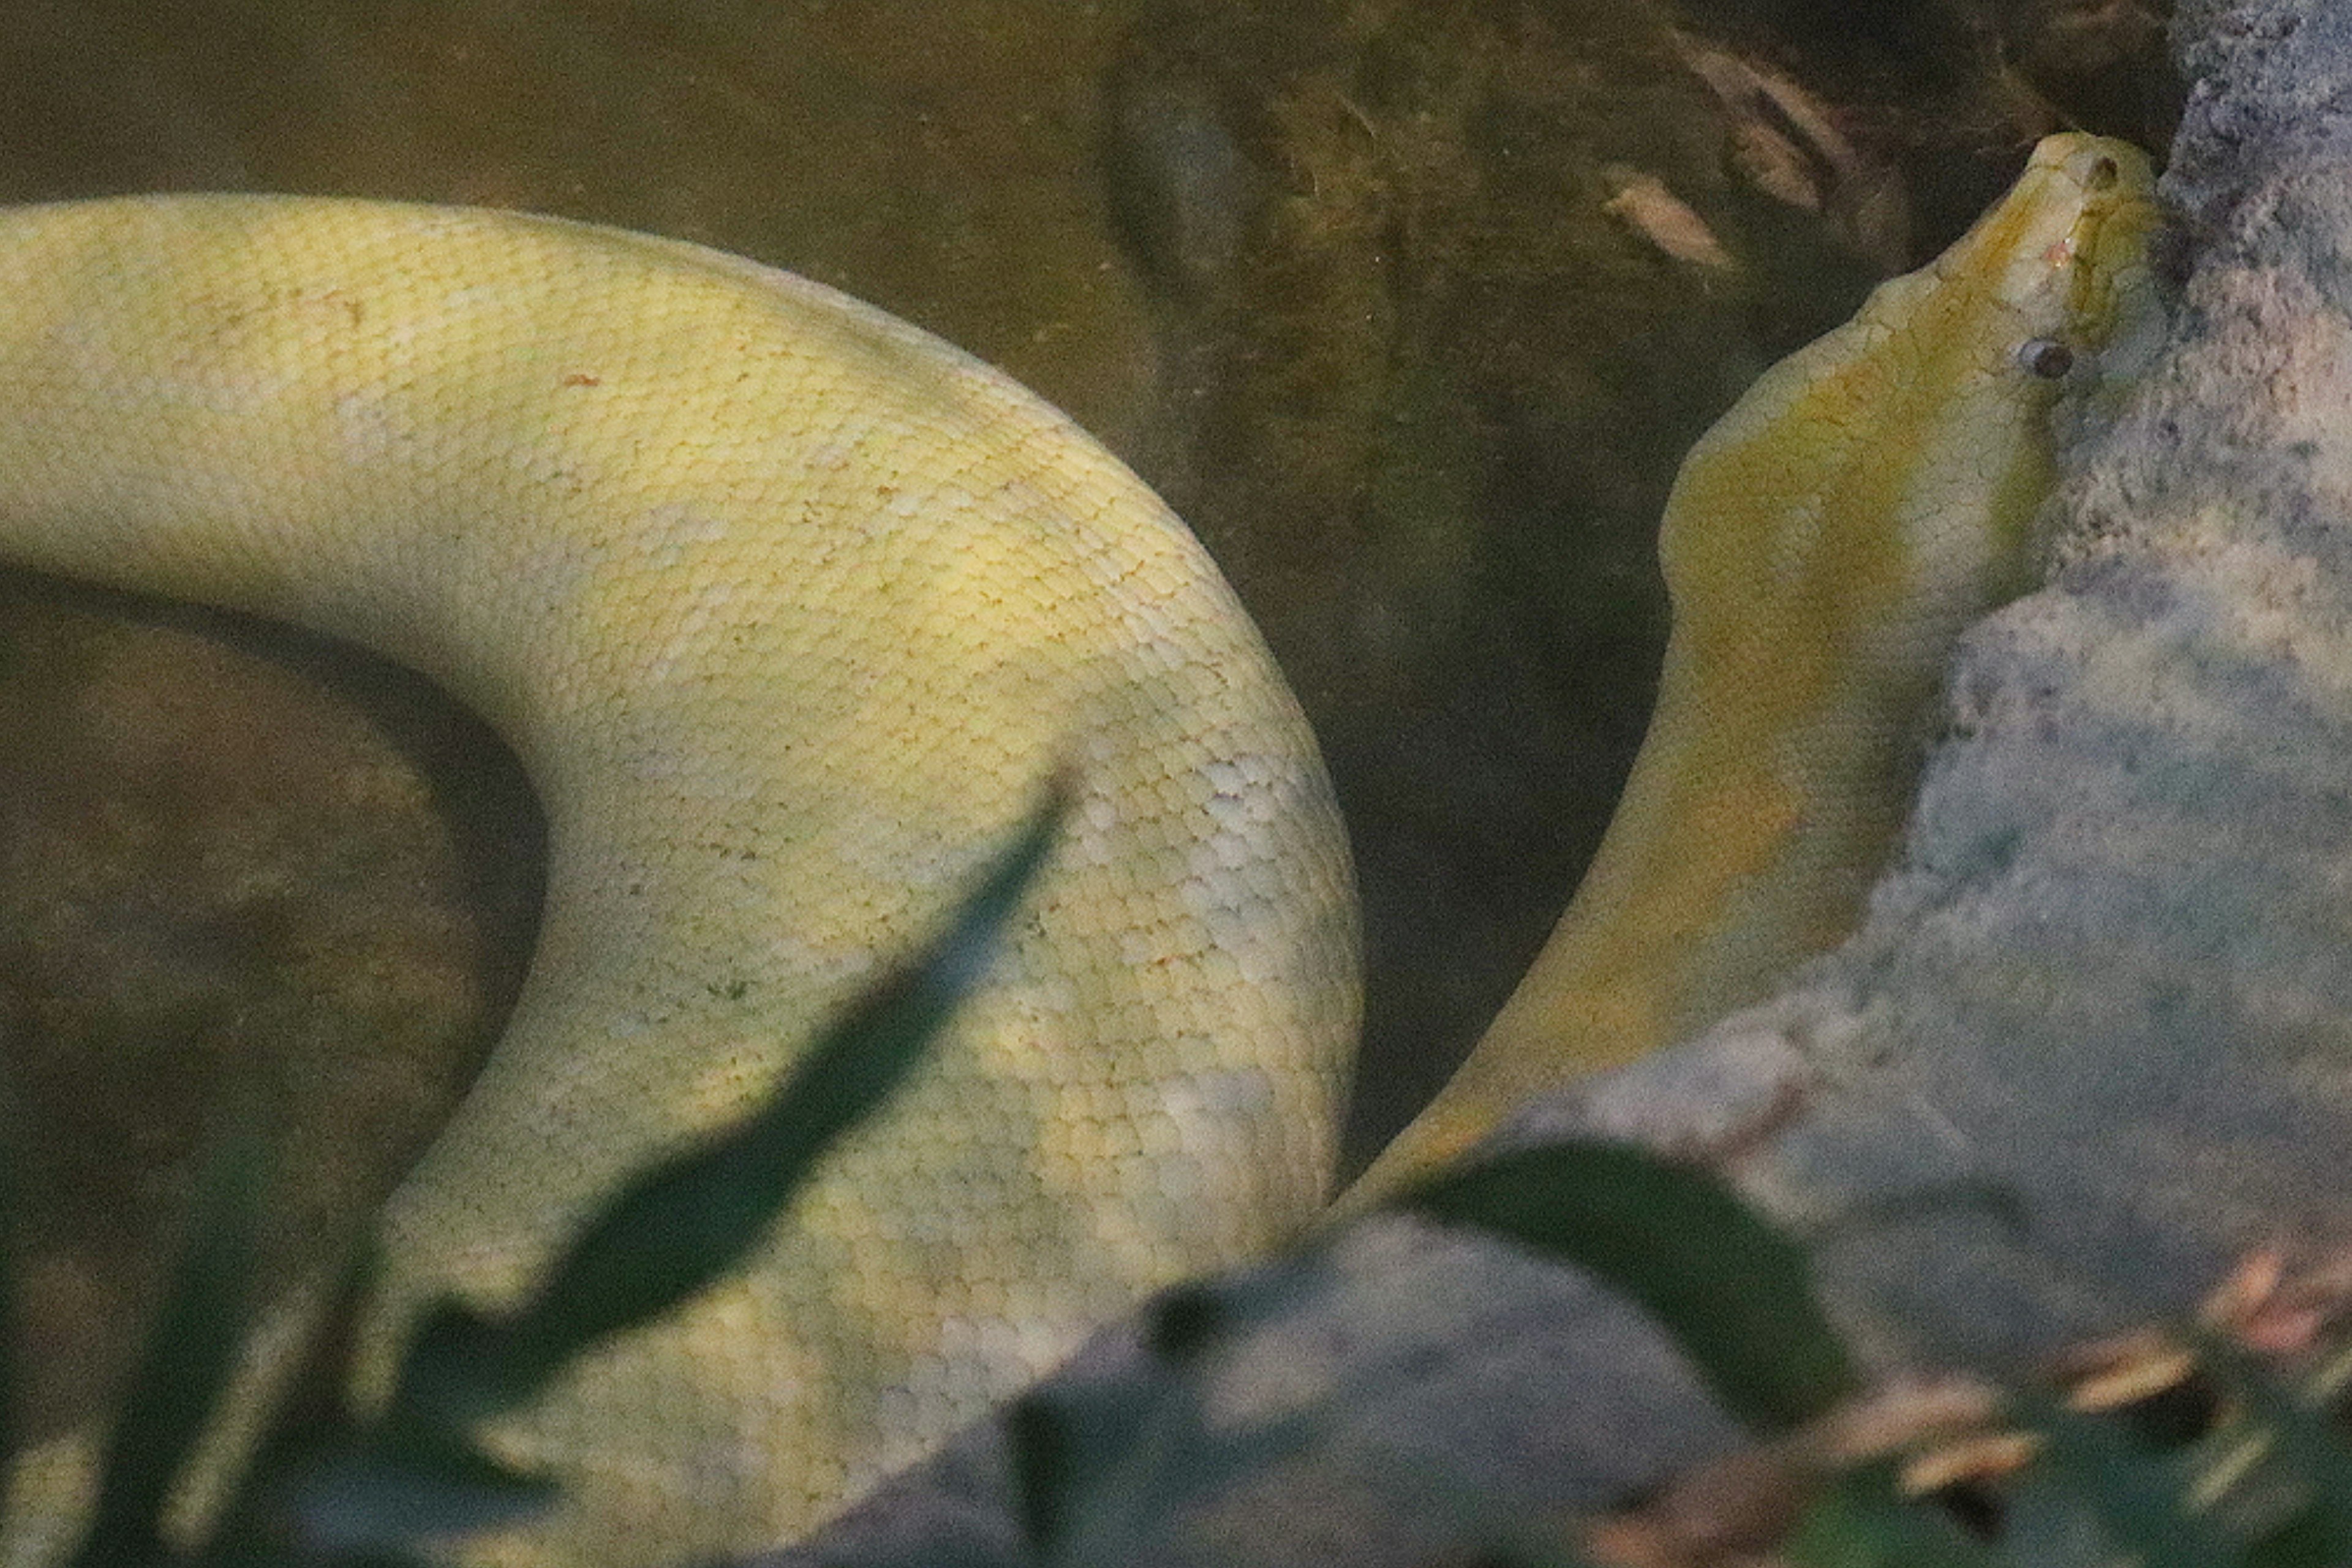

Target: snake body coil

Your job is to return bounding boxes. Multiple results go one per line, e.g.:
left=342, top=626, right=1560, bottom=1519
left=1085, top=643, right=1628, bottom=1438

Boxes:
left=0, top=197, right=1358, bottom=1562
left=0, top=132, right=2158, bottom=1564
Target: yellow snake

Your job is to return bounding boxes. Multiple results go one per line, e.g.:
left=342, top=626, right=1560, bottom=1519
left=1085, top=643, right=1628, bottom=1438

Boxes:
left=0, top=131, right=2154, bottom=1563
left=1353, top=130, right=2159, bottom=1199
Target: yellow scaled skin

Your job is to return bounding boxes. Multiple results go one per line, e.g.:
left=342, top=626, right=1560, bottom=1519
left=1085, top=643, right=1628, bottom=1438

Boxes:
left=1354, top=132, right=2160, bottom=1199
left=0, top=198, right=1357, bottom=1564
left=0, top=132, right=2160, bottom=1563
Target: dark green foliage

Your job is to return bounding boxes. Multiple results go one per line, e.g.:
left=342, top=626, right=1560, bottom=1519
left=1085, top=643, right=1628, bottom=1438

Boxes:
left=1008, top=1374, right=1153, bottom=1558
left=2250, top=1505, right=2352, bottom=1568
left=2013, top=1392, right=2239, bottom=1568
left=69, top=1115, right=273, bottom=1568
left=28, top=782, right=2352, bottom=1567
left=390, top=775, right=1071, bottom=1434
left=2197, top=1335, right=2352, bottom=1564
left=1400, top=1140, right=1860, bottom=1431
left=0, top=1106, right=13, bottom=1498
left=271, top=1425, right=556, bottom=1557
left=1787, top=1464, right=2003, bottom=1568
left=28, top=783, right=1067, bottom=1564
left=1140, top=1282, right=1229, bottom=1365
left=1004, top=1341, right=1321, bottom=1565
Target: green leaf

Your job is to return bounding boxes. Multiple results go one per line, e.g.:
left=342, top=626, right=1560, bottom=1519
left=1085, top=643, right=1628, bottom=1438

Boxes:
left=69, top=1112, right=274, bottom=1567
left=1006, top=1281, right=1253, bottom=1556
left=281, top=1428, right=556, bottom=1553
left=2196, top=1335, right=2352, bottom=1558
left=2248, top=1506, right=2350, bottom=1568
left=394, top=777, right=1070, bottom=1426
left=1008, top=1379, right=1148, bottom=1557
left=0, top=1111, right=16, bottom=1488
left=1400, top=1141, right=1857, bottom=1430
left=1140, top=1281, right=1230, bottom=1366
left=1785, top=1463, right=2002, bottom=1568
left=195, top=1242, right=393, bottom=1559
left=2019, top=1392, right=2241, bottom=1568
left=1022, top=1380, right=1322, bottom=1566
left=1009, top=1279, right=1312, bottom=1562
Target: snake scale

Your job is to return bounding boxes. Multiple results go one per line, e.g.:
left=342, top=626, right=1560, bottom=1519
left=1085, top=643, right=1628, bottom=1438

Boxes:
left=0, top=132, right=2155, bottom=1563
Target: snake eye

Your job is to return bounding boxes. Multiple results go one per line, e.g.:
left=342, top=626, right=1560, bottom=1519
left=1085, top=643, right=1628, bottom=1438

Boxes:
left=2017, top=337, right=2075, bottom=379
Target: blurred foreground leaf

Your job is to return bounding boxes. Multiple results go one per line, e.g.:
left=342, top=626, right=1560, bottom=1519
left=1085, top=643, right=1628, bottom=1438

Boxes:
left=2196, top=1336, right=2352, bottom=1567
left=393, top=777, right=1070, bottom=1427
left=2018, top=1392, right=2237, bottom=1568
left=30, top=778, right=1067, bottom=1562
left=1009, top=1362, right=1319, bottom=1564
left=282, top=1427, right=557, bottom=1555
left=68, top=1114, right=273, bottom=1567
left=1402, top=1141, right=1856, bottom=1430
left=0, top=1104, right=14, bottom=1491
left=1786, top=1464, right=2000, bottom=1568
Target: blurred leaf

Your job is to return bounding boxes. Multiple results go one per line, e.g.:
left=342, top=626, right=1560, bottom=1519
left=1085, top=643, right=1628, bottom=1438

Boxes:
left=281, top=1427, right=556, bottom=1553
left=1462, top=1541, right=1605, bottom=1568
left=1401, top=1141, right=1856, bottom=1430
left=1009, top=1378, right=1150, bottom=1557
left=197, top=1244, right=414, bottom=1559
left=2019, top=1392, right=2240, bottom=1568
left=1142, top=1282, right=1229, bottom=1365
left=1785, top=1463, right=2002, bottom=1568
left=1009, top=1271, right=1321, bottom=1564
left=2248, top=1507, right=2350, bottom=1568
left=394, top=777, right=1069, bottom=1425
left=2195, top=1335, right=2352, bottom=1561
left=0, top=1110, right=15, bottom=1487
left=69, top=1112, right=273, bottom=1567
left=1007, top=1286, right=1246, bottom=1561
left=1023, top=1381, right=1321, bottom=1566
